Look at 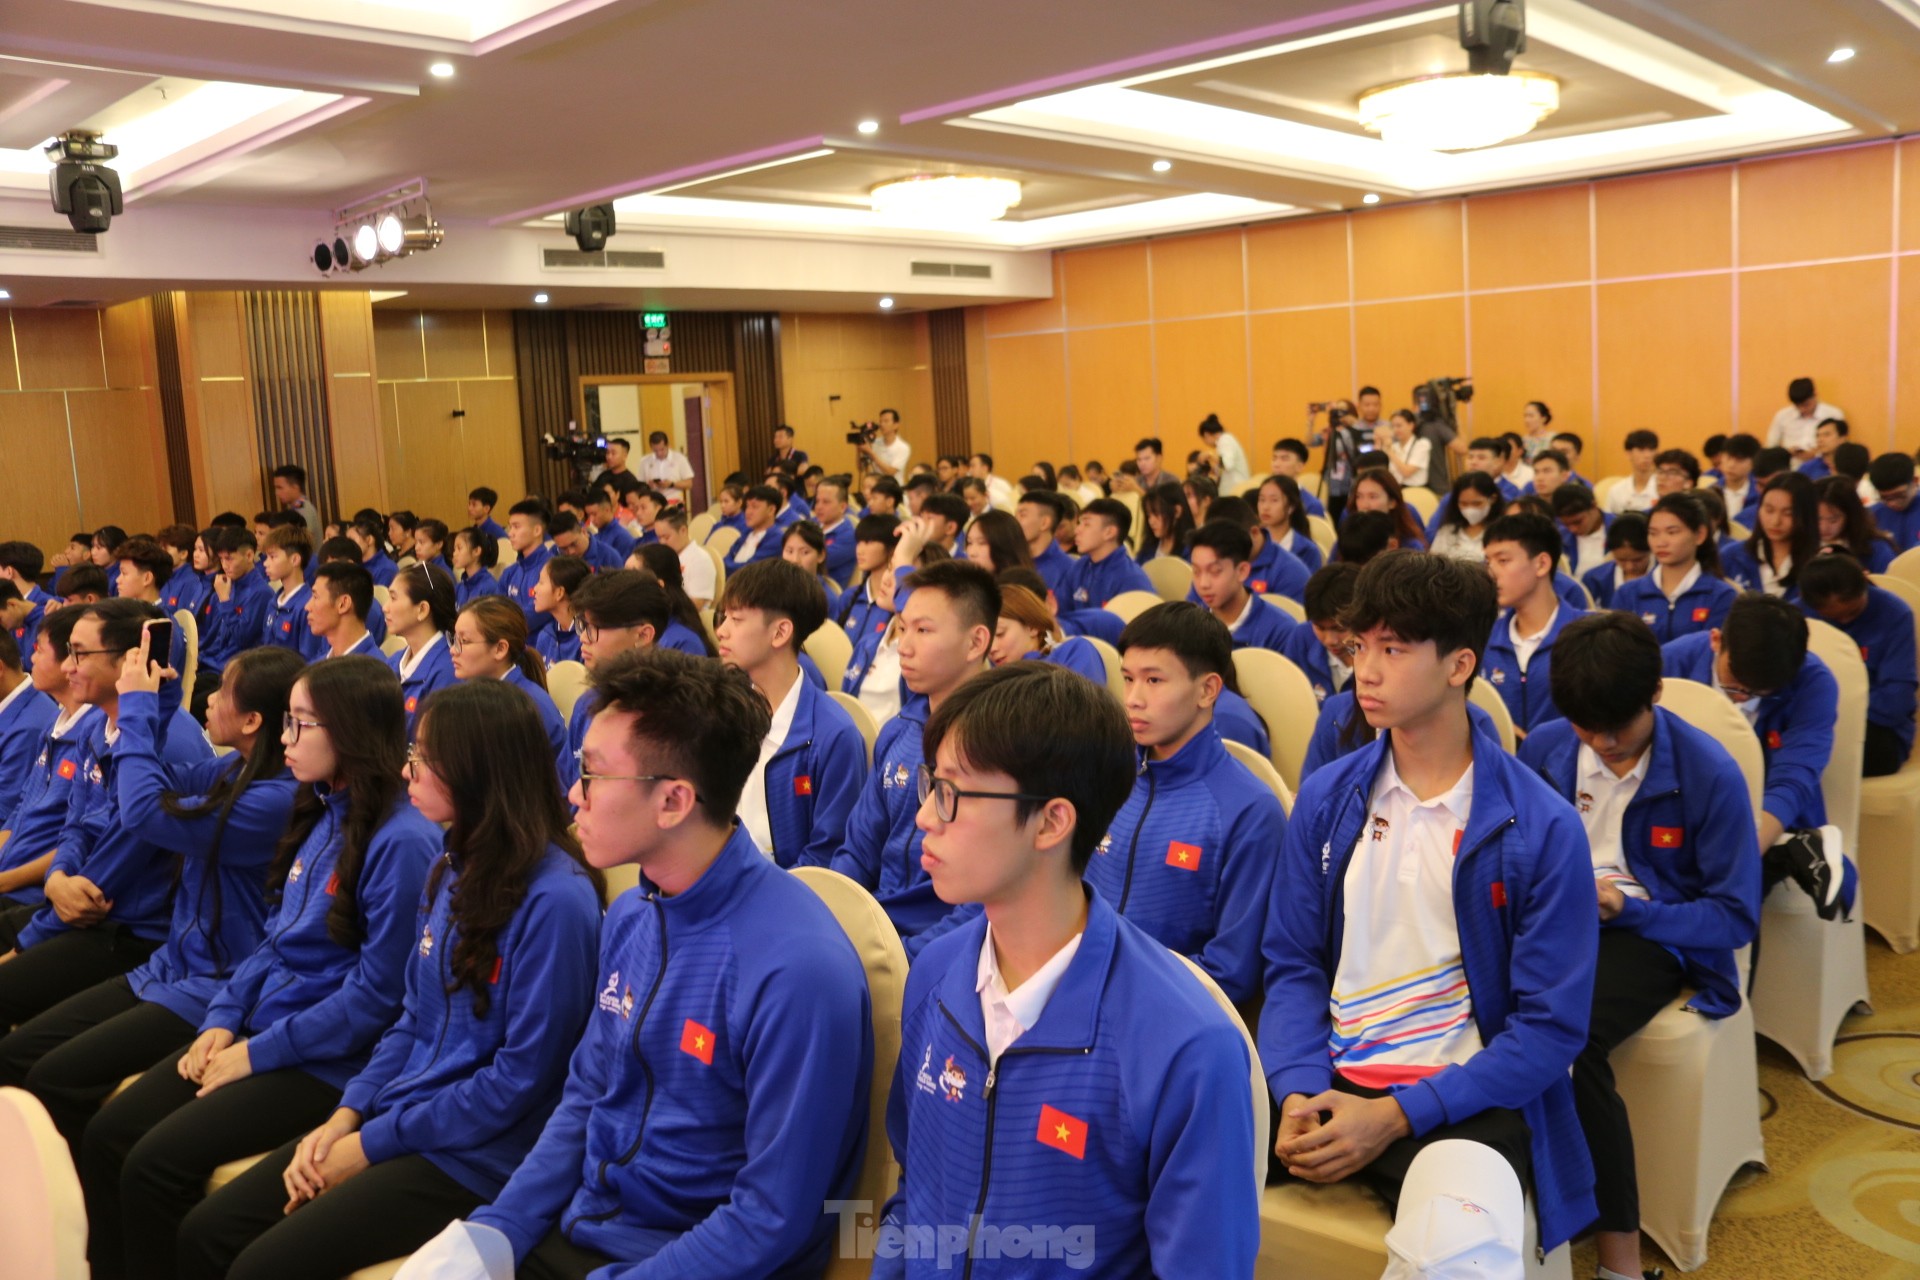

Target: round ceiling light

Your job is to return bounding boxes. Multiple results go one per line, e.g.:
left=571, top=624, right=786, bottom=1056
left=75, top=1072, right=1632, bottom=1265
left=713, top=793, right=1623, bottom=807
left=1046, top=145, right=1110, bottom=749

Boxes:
left=1357, top=72, right=1559, bottom=152
left=870, top=174, right=1022, bottom=223
left=352, top=222, right=380, bottom=263
left=376, top=213, right=405, bottom=255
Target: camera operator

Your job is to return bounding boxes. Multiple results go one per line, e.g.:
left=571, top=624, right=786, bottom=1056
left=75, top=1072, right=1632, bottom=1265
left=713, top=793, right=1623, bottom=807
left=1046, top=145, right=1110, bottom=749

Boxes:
left=636, top=430, right=695, bottom=503
left=1308, top=397, right=1367, bottom=522
left=599, top=437, right=634, bottom=482
left=855, top=408, right=910, bottom=480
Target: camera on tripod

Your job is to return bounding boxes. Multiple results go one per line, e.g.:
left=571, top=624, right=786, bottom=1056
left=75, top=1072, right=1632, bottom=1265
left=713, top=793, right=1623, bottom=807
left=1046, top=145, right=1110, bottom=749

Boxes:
left=845, top=420, right=879, bottom=446
left=543, top=428, right=608, bottom=483
left=1307, top=401, right=1350, bottom=428
left=1413, top=376, right=1474, bottom=429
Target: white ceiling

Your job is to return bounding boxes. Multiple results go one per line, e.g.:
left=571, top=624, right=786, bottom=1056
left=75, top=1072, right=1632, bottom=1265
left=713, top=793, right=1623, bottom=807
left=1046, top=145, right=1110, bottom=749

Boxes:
left=0, top=0, right=1916, bottom=309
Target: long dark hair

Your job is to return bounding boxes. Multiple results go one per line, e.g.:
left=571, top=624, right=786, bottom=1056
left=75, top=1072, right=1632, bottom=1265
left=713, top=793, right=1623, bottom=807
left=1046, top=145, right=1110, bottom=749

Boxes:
left=1817, top=475, right=1894, bottom=561
left=1353, top=467, right=1426, bottom=548
left=460, top=596, right=548, bottom=689
left=636, top=543, right=717, bottom=656
left=268, top=656, right=409, bottom=947
left=1139, top=482, right=1195, bottom=559
left=162, top=646, right=305, bottom=968
left=1257, top=474, right=1313, bottom=538
left=1439, top=471, right=1505, bottom=533
left=416, top=683, right=601, bottom=1018
left=1650, top=492, right=1723, bottom=578
left=1750, top=472, right=1821, bottom=586
left=967, top=510, right=1034, bottom=574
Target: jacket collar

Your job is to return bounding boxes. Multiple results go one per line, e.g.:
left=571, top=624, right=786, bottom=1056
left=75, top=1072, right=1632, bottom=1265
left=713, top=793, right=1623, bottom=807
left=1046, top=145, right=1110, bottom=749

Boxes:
left=937, top=887, right=1119, bottom=1053
left=1140, top=723, right=1226, bottom=785
left=638, top=824, right=767, bottom=927
left=1342, top=729, right=1518, bottom=856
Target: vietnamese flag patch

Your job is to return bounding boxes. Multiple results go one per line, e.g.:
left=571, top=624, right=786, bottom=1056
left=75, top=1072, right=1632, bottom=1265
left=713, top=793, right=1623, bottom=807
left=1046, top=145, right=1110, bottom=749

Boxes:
left=326, top=870, right=340, bottom=895
left=1766, top=730, right=1783, bottom=750
left=1490, top=881, right=1507, bottom=908
left=406, top=696, right=418, bottom=713
left=1652, top=827, right=1684, bottom=849
left=1165, top=841, right=1201, bottom=872
left=58, top=759, right=76, bottom=779
left=1036, top=1104, right=1088, bottom=1159
left=281, top=620, right=292, bottom=633
left=680, top=1018, right=715, bottom=1065
left=794, top=775, right=813, bottom=797
left=1692, top=608, right=1709, bottom=622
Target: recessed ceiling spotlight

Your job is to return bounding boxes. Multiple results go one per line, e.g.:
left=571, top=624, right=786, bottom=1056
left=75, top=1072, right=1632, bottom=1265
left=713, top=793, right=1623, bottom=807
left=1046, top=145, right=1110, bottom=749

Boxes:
left=534, top=293, right=550, bottom=304
left=878, top=297, right=895, bottom=310
left=1362, top=193, right=1381, bottom=204
left=1151, top=159, right=1172, bottom=173
left=1828, top=47, right=1856, bottom=63
left=0, top=289, right=10, bottom=300
left=429, top=62, right=455, bottom=78
left=857, top=119, right=880, bottom=135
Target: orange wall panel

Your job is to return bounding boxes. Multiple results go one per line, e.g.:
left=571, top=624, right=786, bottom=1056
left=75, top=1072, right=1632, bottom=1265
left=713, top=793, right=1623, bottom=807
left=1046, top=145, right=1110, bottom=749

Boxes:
left=70, top=388, right=168, bottom=534
left=1467, top=185, right=1591, bottom=290
left=0, top=392, right=84, bottom=557
left=1351, top=201, right=1463, bottom=301
left=1246, top=215, right=1350, bottom=311
left=1065, top=325, right=1154, bottom=466
left=1154, top=316, right=1248, bottom=444
left=1150, top=229, right=1245, bottom=319
left=1594, top=167, right=1732, bottom=279
left=1466, top=287, right=1592, bottom=447
left=1353, top=298, right=1467, bottom=412
left=1897, top=263, right=1920, bottom=455
left=1737, top=259, right=1891, bottom=439
left=983, top=333, right=1070, bottom=476
left=1063, top=242, right=1150, bottom=329
left=1901, top=140, right=1920, bottom=254
left=1738, top=146, right=1894, bottom=267
left=1249, top=308, right=1352, bottom=449
left=1596, top=275, right=1732, bottom=470
left=983, top=255, right=1064, bottom=336
left=373, top=310, right=427, bottom=381
left=101, top=299, right=156, bottom=390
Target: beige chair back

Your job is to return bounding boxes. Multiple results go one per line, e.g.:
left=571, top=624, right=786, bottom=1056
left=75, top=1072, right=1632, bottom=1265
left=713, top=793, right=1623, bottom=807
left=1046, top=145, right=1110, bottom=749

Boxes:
left=1654, top=679, right=1764, bottom=822
left=1144, top=555, right=1194, bottom=604
left=1262, top=593, right=1306, bottom=622
left=1594, top=475, right=1627, bottom=507
left=172, top=608, right=199, bottom=713
left=1399, top=486, right=1439, bottom=522
left=372, top=583, right=392, bottom=613
left=1804, top=619, right=1866, bottom=855
left=793, top=866, right=910, bottom=1277
left=689, top=509, right=717, bottom=543
left=828, top=691, right=880, bottom=767
left=1232, top=648, right=1321, bottom=791
left=545, top=660, right=590, bottom=723
left=495, top=536, right=515, bottom=568
left=1223, top=737, right=1294, bottom=816
left=1117, top=491, right=1144, bottom=552
left=1728, top=520, right=1751, bottom=541
left=703, top=542, right=727, bottom=604
left=1078, top=635, right=1125, bottom=702
left=1104, top=590, right=1164, bottom=625
left=1305, top=515, right=1336, bottom=559
left=1886, top=545, right=1920, bottom=591
left=1172, top=954, right=1269, bottom=1191
left=378, top=633, right=406, bottom=658
left=805, top=620, right=854, bottom=691
left=707, top=525, right=742, bottom=558
left=0, top=1087, right=88, bottom=1280
left=1466, top=677, right=1518, bottom=754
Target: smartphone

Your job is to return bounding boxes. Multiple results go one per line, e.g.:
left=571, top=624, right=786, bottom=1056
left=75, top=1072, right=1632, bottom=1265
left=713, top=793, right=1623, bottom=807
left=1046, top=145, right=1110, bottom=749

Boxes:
left=143, top=618, right=174, bottom=671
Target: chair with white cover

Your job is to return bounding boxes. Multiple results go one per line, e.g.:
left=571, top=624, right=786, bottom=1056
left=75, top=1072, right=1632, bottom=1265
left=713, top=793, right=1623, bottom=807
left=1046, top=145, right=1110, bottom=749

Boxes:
left=706, top=525, right=741, bottom=559
left=1727, top=521, right=1751, bottom=542
left=703, top=542, right=727, bottom=605
left=1885, top=545, right=1920, bottom=591
left=1231, top=648, right=1321, bottom=793
left=1612, top=676, right=1767, bottom=1271
left=544, top=660, right=589, bottom=723
left=1399, top=486, right=1439, bottom=522
left=1306, top=515, right=1336, bottom=560
left=689, top=509, right=716, bottom=544
left=1221, top=739, right=1293, bottom=816
left=1859, top=574, right=1920, bottom=952
left=805, top=620, right=853, bottom=691
left=1143, top=555, right=1194, bottom=604
left=1117, top=491, right=1144, bottom=552
left=372, top=584, right=392, bottom=613
left=0, top=1087, right=88, bottom=1280
left=378, top=633, right=406, bottom=658
left=1172, top=954, right=1267, bottom=1193
left=1466, top=677, right=1518, bottom=753
left=495, top=537, right=514, bottom=568
left=1104, top=590, right=1164, bottom=625
left=1594, top=476, right=1628, bottom=508
left=172, top=608, right=199, bottom=713
left=1076, top=635, right=1125, bottom=702
left=791, top=868, right=909, bottom=1278
left=1262, top=593, right=1307, bottom=622
left=1748, top=621, right=1870, bottom=1079
left=828, top=691, right=879, bottom=767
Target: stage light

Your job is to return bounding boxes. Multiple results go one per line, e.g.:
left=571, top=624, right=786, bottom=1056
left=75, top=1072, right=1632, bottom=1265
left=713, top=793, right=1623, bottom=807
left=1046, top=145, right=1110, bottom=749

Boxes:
left=377, top=212, right=405, bottom=254
left=46, top=132, right=122, bottom=234
left=1362, top=193, right=1381, bottom=204
left=534, top=293, right=550, bottom=304
left=352, top=223, right=380, bottom=263
left=564, top=204, right=616, bottom=252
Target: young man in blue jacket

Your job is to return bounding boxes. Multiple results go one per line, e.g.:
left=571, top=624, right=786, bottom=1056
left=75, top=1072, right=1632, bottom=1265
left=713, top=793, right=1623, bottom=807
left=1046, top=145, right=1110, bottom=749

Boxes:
left=419, top=648, right=872, bottom=1279
left=499, top=500, right=557, bottom=638
left=813, top=476, right=859, bottom=585
left=1481, top=513, right=1582, bottom=738
left=724, top=485, right=788, bottom=573
left=0, top=624, right=58, bottom=826
left=1518, top=612, right=1760, bottom=1280
left=1261, top=551, right=1599, bottom=1263
left=257, top=527, right=323, bottom=660
left=877, top=661, right=1258, bottom=1278
left=1094, top=603, right=1286, bottom=1004
left=1869, top=453, right=1920, bottom=550
left=0, top=612, right=100, bottom=923
left=1800, top=554, right=1917, bottom=777
left=203, top=527, right=276, bottom=705
left=1187, top=520, right=1297, bottom=654
left=716, top=559, right=866, bottom=870
left=559, top=570, right=670, bottom=794
left=1018, top=490, right=1076, bottom=598
left=0, top=540, right=54, bottom=676
left=467, top=488, right=508, bottom=543
left=1060, top=498, right=1153, bottom=613
left=1282, top=563, right=1358, bottom=707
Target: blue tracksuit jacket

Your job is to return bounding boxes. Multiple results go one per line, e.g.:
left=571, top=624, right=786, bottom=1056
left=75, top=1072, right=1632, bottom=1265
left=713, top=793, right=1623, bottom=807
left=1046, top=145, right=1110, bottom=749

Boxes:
left=1662, top=632, right=1836, bottom=830
left=1721, top=543, right=1800, bottom=604
left=1032, top=542, right=1075, bottom=597
left=1214, top=689, right=1270, bottom=759
left=1302, top=690, right=1499, bottom=781
left=1273, top=527, right=1324, bottom=574
left=0, top=706, right=101, bottom=907
left=1261, top=732, right=1598, bottom=1250
left=1803, top=584, right=1916, bottom=761
left=758, top=677, right=866, bottom=870
left=339, top=846, right=602, bottom=1198
left=202, top=572, right=276, bottom=672
left=1480, top=604, right=1582, bottom=734
left=200, top=794, right=441, bottom=1088
left=14, top=706, right=213, bottom=950
left=659, top=619, right=709, bottom=657
left=1035, top=638, right=1107, bottom=688
left=822, top=520, right=858, bottom=585
left=534, top=625, right=582, bottom=667
left=114, top=691, right=298, bottom=1025
left=877, top=891, right=1257, bottom=1279
left=705, top=512, right=747, bottom=544
left=470, top=828, right=872, bottom=1276
left=1060, top=549, right=1153, bottom=611
left=1057, top=608, right=1125, bottom=646
left=1613, top=569, right=1738, bottom=642
left=577, top=536, right=625, bottom=573
left=478, top=517, right=508, bottom=543
left=1227, top=592, right=1297, bottom=652
left=1519, top=711, right=1760, bottom=1017
left=0, top=682, right=58, bottom=823
left=501, top=666, right=569, bottom=777
left=1084, top=728, right=1286, bottom=1003
left=1581, top=561, right=1628, bottom=610
left=1870, top=499, right=1920, bottom=550
left=1246, top=537, right=1310, bottom=602
left=1281, top=623, right=1346, bottom=707
left=365, top=552, right=399, bottom=588
left=388, top=636, right=458, bottom=740
left=724, top=524, right=784, bottom=573
left=500, top=544, right=555, bottom=637
left=595, top=521, right=636, bottom=561
left=261, top=581, right=326, bottom=660
left=456, top=568, right=502, bottom=608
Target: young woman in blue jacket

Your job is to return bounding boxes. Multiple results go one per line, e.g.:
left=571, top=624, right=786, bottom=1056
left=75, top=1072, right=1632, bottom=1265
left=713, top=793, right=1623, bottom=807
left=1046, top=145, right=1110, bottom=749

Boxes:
left=79, top=655, right=442, bottom=1280
left=0, top=646, right=304, bottom=1148
left=178, top=680, right=605, bottom=1280
left=1611, top=492, right=1738, bottom=642
left=384, top=564, right=458, bottom=741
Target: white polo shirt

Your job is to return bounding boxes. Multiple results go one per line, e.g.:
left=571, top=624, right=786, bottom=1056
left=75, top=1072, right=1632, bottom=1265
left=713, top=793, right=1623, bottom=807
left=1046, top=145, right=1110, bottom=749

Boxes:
left=1766, top=403, right=1844, bottom=455
left=1576, top=744, right=1651, bottom=900
left=637, top=449, right=694, bottom=496
left=678, top=542, right=716, bottom=604
left=738, top=673, right=804, bottom=859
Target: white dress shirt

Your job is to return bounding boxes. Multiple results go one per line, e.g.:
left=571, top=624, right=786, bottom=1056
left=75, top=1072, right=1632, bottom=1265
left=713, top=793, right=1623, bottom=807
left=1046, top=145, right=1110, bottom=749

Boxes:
left=678, top=542, right=716, bottom=604
left=1576, top=744, right=1651, bottom=900
left=1508, top=605, right=1559, bottom=674
left=1766, top=403, right=1844, bottom=455
left=739, top=672, right=804, bottom=858
left=977, top=925, right=1083, bottom=1064
left=637, top=449, right=695, bottom=495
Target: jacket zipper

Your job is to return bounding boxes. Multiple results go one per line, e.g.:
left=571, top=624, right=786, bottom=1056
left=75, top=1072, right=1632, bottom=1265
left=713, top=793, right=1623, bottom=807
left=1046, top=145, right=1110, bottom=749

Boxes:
left=377, top=896, right=458, bottom=1108
left=763, top=735, right=815, bottom=863
left=567, top=894, right=669, bottom=1238
left=1114, top=760, right=1157, bottom=914
left=246, top=808, right=335, bottom=1028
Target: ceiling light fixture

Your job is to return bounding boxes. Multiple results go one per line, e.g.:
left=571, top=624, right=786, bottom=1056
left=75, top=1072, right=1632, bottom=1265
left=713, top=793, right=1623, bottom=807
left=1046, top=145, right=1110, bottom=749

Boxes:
left=534, top=293, right=549, bottom=304
left=1362, top=193, right=1381, bottom=204
left=879, top=297, right=895, bottom=309
left=376, top=212, right=405, bottom=255
left=1151, top=159, right=1172, bottom=172
left=1827, top=47, right=1856, bottom=63
left=352, top=223, right=380, bottom=263
left=312, top=178, right=443, bottom=275
left=869, top=174, right=1021, bottom=223
left=1357, top=72, right=1559, bottom=151
left=857, top=119, right=880, bottom=135
left=429, top=62, right=455, bottom=78
left=0, top=289, right=10, bottom=300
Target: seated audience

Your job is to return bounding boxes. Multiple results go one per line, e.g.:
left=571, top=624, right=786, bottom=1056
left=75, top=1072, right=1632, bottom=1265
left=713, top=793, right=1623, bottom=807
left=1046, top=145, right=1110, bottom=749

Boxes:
left=1799, top=554, right=1916, bottom=777
left=1612, top=493, right=1737, bottom=641
left=1481, top=513, right=1580, bottom=737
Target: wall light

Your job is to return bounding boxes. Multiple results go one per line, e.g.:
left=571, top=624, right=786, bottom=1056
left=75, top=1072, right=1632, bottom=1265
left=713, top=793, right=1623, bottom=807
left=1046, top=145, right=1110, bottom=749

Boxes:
left=1362, top=193, right=1381, bottom=204
left=1151, top=159, right=1172, bottom=173
left=0, top=288, right=10, bottom=300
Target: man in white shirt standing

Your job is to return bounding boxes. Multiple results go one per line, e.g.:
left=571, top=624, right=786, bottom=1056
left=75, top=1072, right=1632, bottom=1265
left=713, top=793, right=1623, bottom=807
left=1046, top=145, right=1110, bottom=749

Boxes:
left=966, top=453, right=1015, bottom=510
left=635, top=431, right=695, bottom=502
left=858, top=408, right=910, bottom=480
left=654, top=507, right=715, bottom=609
left=1199, top=414, right=1252, bottom=496
left=1766, top=377, right=1845, bottom=463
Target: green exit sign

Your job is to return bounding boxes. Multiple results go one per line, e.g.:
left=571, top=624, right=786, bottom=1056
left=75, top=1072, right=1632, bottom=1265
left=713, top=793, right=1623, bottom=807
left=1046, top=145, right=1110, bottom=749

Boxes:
left=642, top=312, right=668, bottom=328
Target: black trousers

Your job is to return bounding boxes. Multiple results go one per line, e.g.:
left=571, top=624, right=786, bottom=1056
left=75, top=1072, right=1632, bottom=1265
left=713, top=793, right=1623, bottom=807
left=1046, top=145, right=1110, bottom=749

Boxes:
left=521, top=1228, right=619, bottom=1280
left=0, top=975, right=196, bottom=1151
left=1571, top=928, right=1685, bottom=1234
left=0, top=899, right=37, bottom=949
left=1864, top=722, right=1906, bottom=779
left=179, top=1144, right=484, bottom=1280
left=81, top=1055, right=341, bottom=1280
left=0, top=923, right=160, bottom=1028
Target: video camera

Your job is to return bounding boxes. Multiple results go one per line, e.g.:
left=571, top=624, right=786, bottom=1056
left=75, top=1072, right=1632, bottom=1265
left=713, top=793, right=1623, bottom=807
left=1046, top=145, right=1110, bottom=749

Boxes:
left=543, top=427, right=608, bottom=483
left=846, top=420, right=879, bottom=446
left=1307, top=401, right=1350, bottom=429
left=1413, top=376, right=1474, bottom=429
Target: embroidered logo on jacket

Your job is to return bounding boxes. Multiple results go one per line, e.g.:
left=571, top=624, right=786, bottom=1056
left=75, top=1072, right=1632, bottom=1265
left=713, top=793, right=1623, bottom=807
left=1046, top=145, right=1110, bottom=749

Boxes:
left=939, top=1056, right=967, bottom=1102
left=419, top=924, right=434, bottom=957
left=596, top=970, right=624, bottom=1016
left=915, top=1044, right=940, bottom=1096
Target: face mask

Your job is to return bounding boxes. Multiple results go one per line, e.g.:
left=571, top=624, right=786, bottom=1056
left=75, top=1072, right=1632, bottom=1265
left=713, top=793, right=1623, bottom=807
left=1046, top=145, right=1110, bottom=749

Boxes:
left=1462, top=505, right=1489, bottom=527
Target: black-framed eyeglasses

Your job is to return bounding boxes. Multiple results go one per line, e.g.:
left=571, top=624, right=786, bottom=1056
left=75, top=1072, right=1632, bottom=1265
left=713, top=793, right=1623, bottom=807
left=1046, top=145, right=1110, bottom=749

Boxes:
left=67, top=644, right=134, bottom=662
left=572, top=749, right=705, bottom=805
left=1719, top=678, right=1775, bottom=703
left=405, top=744, right=436, bottom=776
left=282, top=712, right=325, bottom=743
left=915, top=763, right=1054, bottom=825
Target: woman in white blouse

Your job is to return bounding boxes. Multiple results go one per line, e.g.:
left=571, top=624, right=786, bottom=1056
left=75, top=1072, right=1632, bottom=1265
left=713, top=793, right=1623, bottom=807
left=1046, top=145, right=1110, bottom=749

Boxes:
left=1375, top=409, right=1431, bottom=490
left=1428, top=472, right=1505, bottom=562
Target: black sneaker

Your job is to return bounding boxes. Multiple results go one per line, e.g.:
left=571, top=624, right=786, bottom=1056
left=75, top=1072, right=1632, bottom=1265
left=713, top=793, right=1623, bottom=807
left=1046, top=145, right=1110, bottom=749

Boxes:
left=1765, top=830, right=1844, bottom=919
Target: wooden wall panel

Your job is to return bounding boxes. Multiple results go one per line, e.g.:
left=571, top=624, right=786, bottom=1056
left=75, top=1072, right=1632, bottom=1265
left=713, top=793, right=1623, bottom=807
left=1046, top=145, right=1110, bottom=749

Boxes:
left=1150, top=229, right=1245, bottom=320
left=373, top=310, right=426, bottom=382
left=1897, top=263, right=1920, bottom=456
left=1738, top=146, right=1894, bottom=266
left=1467, top=287, right=1592, bottom=448
left=963, top=307, right=992, bottom=452
left=1466, top=186, right=1590, bottom=290
left=13, top=310, right=105, bottom=390
left=1593, top=167, right=1732, bottom=278
left=983, top=254, right=1064, bottom=337
left=1154, top=316, right=1248, bottom=444
left=319, top=292, right=387, bottom=516
left=190, top=383, right=263, bottom=520
left=1351, top=202, right=1462, bottom=301
left=1246, top=216, right=1350, bottom=311
left=458, top=380, right=529, bottom=517
left=482, top=311, right=515, bottom=378
left=1250, top=308, right=1352, bottom=448
left=421, top=310, right=489, bottom=380
left=1737, top=259, right=1891, bottom=438
left=1063, top=243, right=1150, bottom=328
left=184, top=293, right=251, bottom=379
left=70, top=389, right=167, bottom=534
left=1353, top=298, right=1467, bottom=413
left=1065, top=325, right=1153, bottom=466
left=387, top=381, right=465, bottom=519
left=0, top=392, right=84, bottom=557
left=1596, top=275, right=1732, bottom=474
left=779, top=311, right=935, bottom=479
left=983, top=334, right=1069, bottom=480
left=1902, top=140, right=1920, bottom=254
left=101, top=299, right=155, bottom=390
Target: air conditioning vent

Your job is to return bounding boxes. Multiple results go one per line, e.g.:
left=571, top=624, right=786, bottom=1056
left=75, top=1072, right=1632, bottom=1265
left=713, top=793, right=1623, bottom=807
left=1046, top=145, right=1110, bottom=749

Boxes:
left=0, top=224, right=102, bottom=253
left=541, top=248, right=666, bottom=270
left=910, top=260, right=992, bottom=279
left=45, top=299, right=104, bottom=308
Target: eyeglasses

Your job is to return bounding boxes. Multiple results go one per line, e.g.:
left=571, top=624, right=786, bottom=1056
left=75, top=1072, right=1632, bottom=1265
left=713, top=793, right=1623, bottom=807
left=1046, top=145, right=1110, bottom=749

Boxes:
left=915, top=763, right=1054, bottom=825
left=405, top=745, right=436, bottom=777
left=283, top=712, right=325, bottom=743
left=1718, top=678, right=1775, bottom=703
left=572, top=749, right=705, bottom=805
left=67, top=644, right=133, bottom=662
left=446, top=633, right=480, bottom=652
